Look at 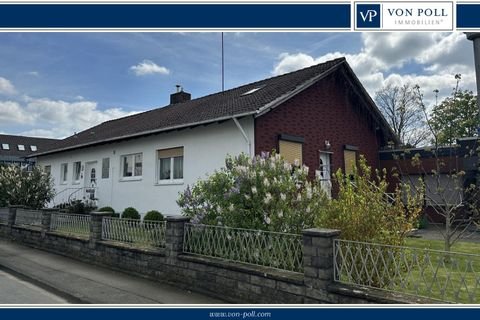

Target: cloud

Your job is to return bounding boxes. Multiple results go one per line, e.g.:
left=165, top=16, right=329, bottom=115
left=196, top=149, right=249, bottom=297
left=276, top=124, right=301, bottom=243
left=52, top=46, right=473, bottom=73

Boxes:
left=271, top=32, right=475, bottom=107
left=0, top=96, right=138, bottom=139
left=130, top=59, right=170, bottom=76
left=0, top=77, right=16, bottom=95
left=27, top=71, right=40, bottom=77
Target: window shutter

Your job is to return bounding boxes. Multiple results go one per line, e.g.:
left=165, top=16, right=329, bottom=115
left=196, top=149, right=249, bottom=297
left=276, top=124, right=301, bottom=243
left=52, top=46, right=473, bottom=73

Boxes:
left=344, top=150, right=357, bottom=176
left=158, top=147, right=183, bottom=158
left=279, top=140, right=302, bottom=164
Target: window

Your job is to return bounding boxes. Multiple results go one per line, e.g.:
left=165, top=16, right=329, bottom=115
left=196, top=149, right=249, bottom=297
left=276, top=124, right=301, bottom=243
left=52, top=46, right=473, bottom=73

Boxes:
left=158, top=147, right=184, bottom=183
left=102, top=158, right=110, bottom=179
left=60, top=163, right=68, bottom=184
left=278, top=135, right=304, bottom=165
left=343, top=146, right=358, bottom=177
left=18, top=144, right=25, bottom=151
left=30, top=145, right=37, bottom=151
left=73, top=161, right=81, bottom=183
left=121, top=153, right=142, bottom=179
left=44, top=165, right=51, bottom=175
left=1, top=144, right=9, bottom=150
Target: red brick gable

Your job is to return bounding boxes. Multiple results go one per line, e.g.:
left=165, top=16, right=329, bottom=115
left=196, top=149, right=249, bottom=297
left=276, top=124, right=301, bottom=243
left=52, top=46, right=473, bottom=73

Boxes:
left=254, top=71, right=386, bottom=178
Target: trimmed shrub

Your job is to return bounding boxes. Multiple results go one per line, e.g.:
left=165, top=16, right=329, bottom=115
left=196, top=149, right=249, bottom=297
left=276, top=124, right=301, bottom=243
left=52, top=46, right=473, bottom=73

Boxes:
left=144, top=210, right=164, bottom=221
left=122, top=207, right=140, bottom=220
left=98, top=206, right=115, bottom=213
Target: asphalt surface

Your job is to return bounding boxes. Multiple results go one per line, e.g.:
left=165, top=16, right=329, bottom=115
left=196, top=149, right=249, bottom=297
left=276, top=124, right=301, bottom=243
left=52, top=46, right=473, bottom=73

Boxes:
left=0, top=269, right=69, bottom=304
left=0, top=239, right=225, bottom=304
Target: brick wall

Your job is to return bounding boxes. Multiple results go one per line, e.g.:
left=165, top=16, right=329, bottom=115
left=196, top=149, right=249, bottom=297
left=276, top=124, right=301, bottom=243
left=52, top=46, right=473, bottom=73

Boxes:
left=255, top=72, right=385, bottom=178
left=0, top=207, right=430, bottom=304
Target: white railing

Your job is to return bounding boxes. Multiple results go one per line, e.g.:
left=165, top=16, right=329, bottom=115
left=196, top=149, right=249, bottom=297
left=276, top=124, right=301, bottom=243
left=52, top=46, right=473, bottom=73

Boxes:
left=50, top=213, right=91, bottom=236
left=102, top=217, right=166, bottom=248
left=334, top=239, right=480, bottom=303
left=14, top=208, right=42, bottom=227
left=183, top=223, right=303, bottom=273
left=0, top=207, right=9, bottom=225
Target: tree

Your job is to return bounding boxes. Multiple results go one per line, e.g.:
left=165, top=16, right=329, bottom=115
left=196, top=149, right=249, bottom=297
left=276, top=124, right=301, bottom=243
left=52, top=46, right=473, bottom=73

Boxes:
left=393, top=80, right=480, bottom=252
left=0, top=165, right=54, bottom=209
left=430, top=85, right=479, bottom=145
left=375, top=84, right=430, bottom=147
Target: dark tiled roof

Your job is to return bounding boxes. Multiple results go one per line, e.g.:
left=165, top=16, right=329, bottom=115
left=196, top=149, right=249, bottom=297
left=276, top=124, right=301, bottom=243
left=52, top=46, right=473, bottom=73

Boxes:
left=35, top=57, right=389, bottom=156
left=0, top=134, right=59, bottom=158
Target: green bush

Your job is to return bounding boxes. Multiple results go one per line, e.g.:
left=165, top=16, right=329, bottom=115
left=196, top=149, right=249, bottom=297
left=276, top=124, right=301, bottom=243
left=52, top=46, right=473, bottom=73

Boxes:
left=98, top=206, right=115, bottom=213
left=122, top=207, right=140, bottom=220
left=0, top=165, right=54, bottom=209
left=316, top=156, right=423, bottom=245
left=57, top=199, right=97, bottom=215
left=144, top=210, right=164, bottom=221
left=178, top=151, right=329, bottom=234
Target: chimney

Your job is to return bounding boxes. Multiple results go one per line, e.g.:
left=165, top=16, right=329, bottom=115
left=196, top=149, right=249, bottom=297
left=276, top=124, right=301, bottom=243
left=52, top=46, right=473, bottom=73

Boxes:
left=170, top=85, right=191, bottom=104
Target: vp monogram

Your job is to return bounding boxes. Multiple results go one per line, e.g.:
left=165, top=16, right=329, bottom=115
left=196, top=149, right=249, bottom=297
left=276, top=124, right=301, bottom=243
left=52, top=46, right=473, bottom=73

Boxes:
left=360, top=9, right=378, bottom=22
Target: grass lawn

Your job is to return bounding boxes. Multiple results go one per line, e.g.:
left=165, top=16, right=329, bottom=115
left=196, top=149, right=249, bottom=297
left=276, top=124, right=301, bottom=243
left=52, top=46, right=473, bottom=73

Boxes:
left=401, top=238, right=480, bottom=303
left=336, top=237, right=480, bottom=304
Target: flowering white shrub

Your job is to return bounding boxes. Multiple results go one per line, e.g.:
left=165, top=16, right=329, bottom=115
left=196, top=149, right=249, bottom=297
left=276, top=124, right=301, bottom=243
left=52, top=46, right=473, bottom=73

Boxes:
left=0, top=165, right=54, bottom=209
left=177, top=152, right=329, bottom=234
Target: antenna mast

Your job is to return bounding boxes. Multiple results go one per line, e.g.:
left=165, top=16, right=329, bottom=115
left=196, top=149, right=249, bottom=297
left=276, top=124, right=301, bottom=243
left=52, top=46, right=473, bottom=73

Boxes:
left=222, top=32, right=225, bottom=92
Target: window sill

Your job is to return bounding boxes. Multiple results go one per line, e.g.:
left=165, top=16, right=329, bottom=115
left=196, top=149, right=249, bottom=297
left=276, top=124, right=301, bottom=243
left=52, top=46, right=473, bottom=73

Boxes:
left=60, top=182, right=68, bottom=185
left=120, top=177, right=142, bottom=182
left=72, top=181, right=81, bottom=185
left=155, top=180, right=184, bottom=186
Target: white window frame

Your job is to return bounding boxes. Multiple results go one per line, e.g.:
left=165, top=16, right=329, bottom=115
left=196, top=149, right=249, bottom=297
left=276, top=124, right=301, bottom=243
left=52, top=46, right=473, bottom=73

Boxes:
left=30, top=145, right=37, bottom=151
left=44, top=165, right=51, bottom=176
left=157, top=148, right=184, bottom=185
left=72, top=161, right=82, bottom=184
left=101, top=157, right=110, bottom=179
left=60, top=163, right=68, bottom=184
left=120, top=153, right=143, bottom=181
left=18, top=144, right=25, bottom=151
left=1, top=143, right=9, bottom=150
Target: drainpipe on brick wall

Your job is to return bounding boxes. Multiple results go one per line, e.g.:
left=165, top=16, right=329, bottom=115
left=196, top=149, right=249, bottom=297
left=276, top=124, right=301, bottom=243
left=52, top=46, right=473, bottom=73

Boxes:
left=233, top=117, right=252, bottom=157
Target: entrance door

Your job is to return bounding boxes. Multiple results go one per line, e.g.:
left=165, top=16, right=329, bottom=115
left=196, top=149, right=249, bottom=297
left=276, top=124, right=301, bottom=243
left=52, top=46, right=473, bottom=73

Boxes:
left=318, top=153, right=332, bottom=198
left=84, top=161, right=98, bottom=201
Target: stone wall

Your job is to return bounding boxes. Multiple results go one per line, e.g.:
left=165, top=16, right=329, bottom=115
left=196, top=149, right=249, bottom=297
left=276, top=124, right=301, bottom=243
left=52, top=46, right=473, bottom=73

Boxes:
left=0, top=206, right=428, bottom=304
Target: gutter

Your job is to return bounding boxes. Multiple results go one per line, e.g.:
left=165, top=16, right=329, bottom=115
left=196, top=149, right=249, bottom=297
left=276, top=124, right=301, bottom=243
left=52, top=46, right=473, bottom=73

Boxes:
left=28, top=111, right=258, bottom=158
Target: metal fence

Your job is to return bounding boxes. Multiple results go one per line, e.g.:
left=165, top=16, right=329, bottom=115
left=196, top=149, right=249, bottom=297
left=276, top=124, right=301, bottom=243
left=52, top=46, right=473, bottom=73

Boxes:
left=102, top=217, right=166, bottom=248
left=183, top=223, right=303, bottom=273
left=334, top=239, right=480, bottom=303
left=50, top=213, right=91, bottom=236
left=0, top=208, right=8, bottom=225
left=14, top=208, right=42, bottom=227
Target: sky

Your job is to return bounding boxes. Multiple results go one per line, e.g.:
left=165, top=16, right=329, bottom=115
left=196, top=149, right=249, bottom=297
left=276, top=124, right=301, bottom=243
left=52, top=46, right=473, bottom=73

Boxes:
left=0, top=32, right=476, bottom=139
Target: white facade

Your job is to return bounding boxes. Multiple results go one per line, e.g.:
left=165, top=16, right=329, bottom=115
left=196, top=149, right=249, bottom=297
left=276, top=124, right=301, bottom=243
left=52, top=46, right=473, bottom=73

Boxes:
left=37, top=117, right=254, bottom=216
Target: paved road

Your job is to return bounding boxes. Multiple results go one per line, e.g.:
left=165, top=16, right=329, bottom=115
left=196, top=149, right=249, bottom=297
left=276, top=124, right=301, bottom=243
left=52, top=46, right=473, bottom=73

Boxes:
left=0, top=240, right=225, bottom=304
left=0, top=269, right=68, bottom=304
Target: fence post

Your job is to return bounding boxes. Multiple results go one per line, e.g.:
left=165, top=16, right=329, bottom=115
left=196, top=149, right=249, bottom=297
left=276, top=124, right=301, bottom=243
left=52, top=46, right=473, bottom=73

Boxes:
left=165, top=216, right=190, bottom=264
left=41, top=208, right=58, bottom=238
left=7, top=205, right=22, bottom=228
left=302, top=228, right=340, bottom=303
left=89, top=211, right=111, bottom=249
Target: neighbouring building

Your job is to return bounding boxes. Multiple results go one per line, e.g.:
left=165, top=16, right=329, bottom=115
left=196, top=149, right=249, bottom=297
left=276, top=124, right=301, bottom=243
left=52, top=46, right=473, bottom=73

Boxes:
left=380, top=137, right=480, bottom=222
left=0, top=134, right=58, bottom=169
left=30, top=58, right=397, bottom=215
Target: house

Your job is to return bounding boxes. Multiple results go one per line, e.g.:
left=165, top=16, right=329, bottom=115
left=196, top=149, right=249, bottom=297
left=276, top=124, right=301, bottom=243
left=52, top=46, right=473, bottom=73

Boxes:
left=31, top=57, right=397, bottom=215
left=0, top=134, right=58, bottom=169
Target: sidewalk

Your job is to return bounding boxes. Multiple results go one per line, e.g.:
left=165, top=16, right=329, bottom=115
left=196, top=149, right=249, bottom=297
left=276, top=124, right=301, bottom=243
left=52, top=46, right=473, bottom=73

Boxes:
left=0, top=239, right=225, bottom=304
